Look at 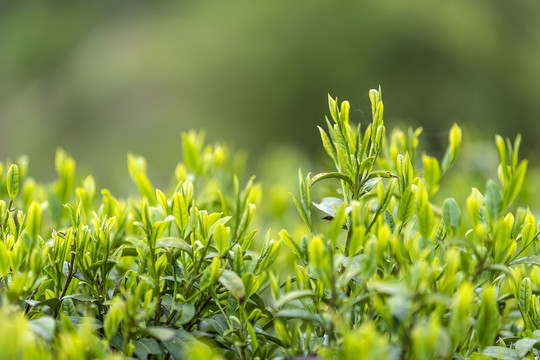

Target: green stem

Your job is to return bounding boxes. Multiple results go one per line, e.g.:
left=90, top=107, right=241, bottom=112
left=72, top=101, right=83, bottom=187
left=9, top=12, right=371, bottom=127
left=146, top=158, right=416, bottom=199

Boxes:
left=238, top=306, right=247, bottom=360
left=343, top=223, right=353, bottom=259
left=184, top=236, right=212, bottom=297
left=59, top=250, right=76, bottom=299
left=184, top=295, right=212, bottom=331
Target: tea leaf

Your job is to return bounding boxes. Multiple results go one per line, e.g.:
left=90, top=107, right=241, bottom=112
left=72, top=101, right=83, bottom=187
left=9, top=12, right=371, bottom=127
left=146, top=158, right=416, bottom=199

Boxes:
left=313, top=197, right=344, bottom=218
left=29, top=317, right=56, bottom=341
left=279, top=229, right=303, bottom=260
left=443, top=198, right=461, bottom=235
left=476, top=286, right=500, bottom=348
left=6, top=164, right=20, bottom=199
left=145, top=327, right=175, bottom=342
left=485, top=180, right=503, bottom=222
left=173, top=192, right=189, bottom=234
left=274, top=309, right=323, bottom=326
left=480, top=346, right=518, bottom=360
left=398, top=185, right=415, bottom=223
left=213, top=223, right=230, bottom=257
left=219, top=270, right=245, bottom=301
left=310, top=172, right=353, bottom=189
left=274, top=290, right=316, bottom=309
left=515, top=338, right=538, bottom=358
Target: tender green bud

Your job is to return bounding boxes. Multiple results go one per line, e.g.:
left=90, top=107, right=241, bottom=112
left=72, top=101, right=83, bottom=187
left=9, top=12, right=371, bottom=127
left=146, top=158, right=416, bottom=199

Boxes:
left=127, top=153, right=156, bottom=205
left=308, top=236, right=331, bottom=288
left=397, top=153, right=413, bottom=194
left=450, top=282, right=474, bottom=347
left=443, top=198, right=461, bottom=235
left=0, top=241, right=11, bottom=277
left=441, top=124, right=462, bottom=173
left=6, top=164, right=20, bottom=199
left=467, top=188, right=483, bottom=226
left=213, top=223, right=230, bottom=257
left=422, top=155, right=440, bottom=197
left=485, top=180, right=503, bottom=224
left=476, top=285, right=500, bottom=348
left=26, top=201, right=42, bottom=239
left=103, top=297, right=125, bottom=340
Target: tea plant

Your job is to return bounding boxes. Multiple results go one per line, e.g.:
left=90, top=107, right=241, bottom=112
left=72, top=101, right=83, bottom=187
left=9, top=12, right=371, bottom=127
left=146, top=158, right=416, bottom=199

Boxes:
left=1, top=88, right=540, bottom=359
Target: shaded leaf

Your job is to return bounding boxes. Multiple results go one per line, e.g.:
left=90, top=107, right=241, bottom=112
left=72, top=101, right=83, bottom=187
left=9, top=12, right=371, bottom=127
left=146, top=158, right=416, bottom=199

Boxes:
left=145, top=327, right=175, bottom=341
left=515, top=338, right=538, bottom=358
left=274, top=290, right=316, bottom=309
left=443, top=198, right=461, bottom=234
left=156, top=237, right=191, bottom=252
left=219, top=269, right=246, bottom=300
left=274, top=309, right=323, bottom=326
left=510, top=256, right=540, bottom=266
left=133, top=338, right=163, bottom=359
left=63, top=294, right=96, bottom=302
left=313, top=197, right=344, bottom=218
left=480, top=346, right=518, bottom=360
left=29, top=316, right=55, bottom=341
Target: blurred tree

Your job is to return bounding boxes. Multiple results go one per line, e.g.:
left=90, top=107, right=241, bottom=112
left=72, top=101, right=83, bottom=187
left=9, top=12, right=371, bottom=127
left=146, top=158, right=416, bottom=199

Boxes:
left=0, top=0, right=539, bottom=190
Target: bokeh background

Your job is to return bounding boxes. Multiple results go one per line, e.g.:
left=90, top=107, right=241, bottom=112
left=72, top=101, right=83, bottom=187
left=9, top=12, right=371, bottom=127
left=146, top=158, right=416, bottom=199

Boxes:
left=1, top=0, right=540, bottom=194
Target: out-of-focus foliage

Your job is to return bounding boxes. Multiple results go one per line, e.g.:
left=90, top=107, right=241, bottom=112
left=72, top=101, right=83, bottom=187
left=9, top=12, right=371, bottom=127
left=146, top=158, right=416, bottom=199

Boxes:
left=3, top=88, right=540, bottom=359
left=1, top=0, right=540, bottom=188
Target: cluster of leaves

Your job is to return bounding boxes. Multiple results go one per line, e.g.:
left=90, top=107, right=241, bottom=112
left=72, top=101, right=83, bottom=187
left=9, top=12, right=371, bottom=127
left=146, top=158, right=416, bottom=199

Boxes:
left=280, top=89, right=538, bottom=360
left=0, top=132, right=275, bottom=359
left=1, top=88, right=540, bottom=359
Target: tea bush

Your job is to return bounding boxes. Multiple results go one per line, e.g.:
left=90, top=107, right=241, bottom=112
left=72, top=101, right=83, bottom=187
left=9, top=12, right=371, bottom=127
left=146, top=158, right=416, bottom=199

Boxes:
left=1, top=88, right=540, bottom=359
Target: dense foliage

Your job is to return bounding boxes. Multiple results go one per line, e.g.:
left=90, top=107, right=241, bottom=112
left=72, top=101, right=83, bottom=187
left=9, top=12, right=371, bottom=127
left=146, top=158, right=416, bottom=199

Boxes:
left=1, top=88, right=540, bottom=359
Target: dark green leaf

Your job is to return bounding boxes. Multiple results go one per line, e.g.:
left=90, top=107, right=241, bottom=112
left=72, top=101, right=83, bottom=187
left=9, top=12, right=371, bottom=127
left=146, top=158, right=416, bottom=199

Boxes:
left=28, top=298, right=61, bottom=312
left=175, top=303, right=196, bottom=325
left=384, top=210, right=396, bottom=232
left=201, top=314, right=229, bottom=336
left=63, top=294, right=96, bottom=302
left=133, top=338, right=163, bottom=359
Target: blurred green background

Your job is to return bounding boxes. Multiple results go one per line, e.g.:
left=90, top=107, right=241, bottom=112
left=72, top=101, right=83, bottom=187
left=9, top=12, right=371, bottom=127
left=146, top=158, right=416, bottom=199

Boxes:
left=1, top=0, right=540, bottom=192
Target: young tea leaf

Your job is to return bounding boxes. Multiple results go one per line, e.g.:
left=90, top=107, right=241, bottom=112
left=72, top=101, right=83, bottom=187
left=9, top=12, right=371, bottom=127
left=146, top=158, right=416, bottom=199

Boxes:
left=6, top=164, right=20, bottom=199
left=485, top=180, right=503, bottom=223
left=442, top=198, right=461, bottom=235
left=310, top=172, right=353, bottom=189
left=476, top=286, right=500, bottom=348
left=219, top=270, right=246, bottom=301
